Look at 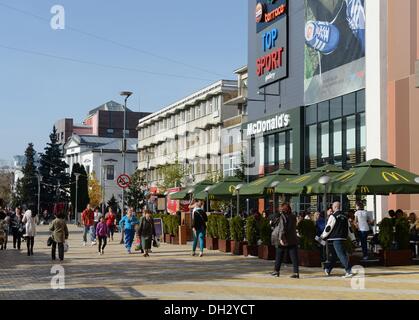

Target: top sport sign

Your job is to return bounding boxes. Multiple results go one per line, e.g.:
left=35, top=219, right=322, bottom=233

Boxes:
left=256, top=0, right=288, bottom=33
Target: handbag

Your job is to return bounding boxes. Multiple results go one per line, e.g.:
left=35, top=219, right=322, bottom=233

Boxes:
left=47, top=236, right=54, bottom=247
left=64, top=241, right=69, bottom=253
left=152, top=238, right=160, bottom=248
left=134, top=238, right=143, bottom=251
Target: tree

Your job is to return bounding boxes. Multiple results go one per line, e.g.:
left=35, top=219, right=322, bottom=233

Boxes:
left=0, top=172, right=13, bottom=206
left=159, top=156, right=185, bottom=191
left=19, top=143, right=38, bottom=209
left=234, top=150, right=247, bottom=182
left=88, top=172, right=102, bottom=208
left=38, top=127, right=70, bottom=211
left=107, top=195, right=119, bottom=214
left=206, top=169, right=224, bottom=184
left=70, top=163, right=90, bottom=214
left=126, top=170, right=146, bottom=211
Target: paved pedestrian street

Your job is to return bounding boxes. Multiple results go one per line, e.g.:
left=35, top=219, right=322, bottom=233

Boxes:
left=0, top=225, right=419, bottom=300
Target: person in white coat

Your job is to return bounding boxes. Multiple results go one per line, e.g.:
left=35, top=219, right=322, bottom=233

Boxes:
left=22, top=210, right=38, bottom=256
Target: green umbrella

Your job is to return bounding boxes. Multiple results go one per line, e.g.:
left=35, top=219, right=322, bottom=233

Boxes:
left=169, top=180, right=214, bottom=200
left=275, top=164, right=346, bottom=195
left=238, top=169, right=298, bottom=197
left=195, top=176, right=243, bottom=201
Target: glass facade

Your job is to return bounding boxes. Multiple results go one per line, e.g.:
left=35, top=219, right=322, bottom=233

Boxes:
left=263, top=130, right=293, bottom=174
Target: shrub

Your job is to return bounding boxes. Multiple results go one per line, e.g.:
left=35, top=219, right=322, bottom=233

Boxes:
left=217, top=215, right=230, bottom=240
left=207, top=214, right=219, bottom=238
left=395, top=217, right=410, bottom=250
left=259, top=218, right=272, bottom=246
left=378, top=218, right=394, bottom=250
left=230, top=216, right=244, bottom=242
left=162, top=215, right=171, bottom=235
left=245, top=216, right=259, bottom=246
left=297, top=219, right=316, bottom=250
left=171, top=215, right=180, bottom=236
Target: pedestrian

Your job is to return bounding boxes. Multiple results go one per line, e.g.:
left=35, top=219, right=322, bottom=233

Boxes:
left=22, top=209, right=38, bottom=256
left=0, top=210, right=9, bottom=250
left=42, top=209, right=49, bottom=225
left=49, top=212, right=69, bottom=261
left=321, top=202, right=357, bottom=278
left=105, top=207, right=116, bottom=241
left=354, top=201, right=373, bottom=260
left=395, top=209, right=405, bottom=219
left=96, top=216, right=108, bottom=255
left=10, top=207, right=24, bottom=250
left=271, top=203, right=300, bottom=279
left=314, top=211, right=326, bottom=237
left=137, top=210, right=156, bottom=257
left=119, top=209, right=126, bottom=244
left=93, top=207, right=102, bottom=242
left=81, top=204, right=96, bottom=247
left=191, top=200, right=208, bottom=257
left=119, top=208, right=139, bottom=254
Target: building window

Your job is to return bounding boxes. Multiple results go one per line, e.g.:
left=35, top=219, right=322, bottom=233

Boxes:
left=360, top=113, right=366, bottom=162
left=106, top=166, right=115, bottom=181
left=320, top=122, right=330, bottom=165
left=346, top=115, right=356, bottom=166
left=343, top=92, right=356, bottom=116
left=332, top=119, right=342, bottom=166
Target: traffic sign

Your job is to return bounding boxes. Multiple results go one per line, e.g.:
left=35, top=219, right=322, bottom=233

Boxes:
left=117, top=174, right=131, bottom=189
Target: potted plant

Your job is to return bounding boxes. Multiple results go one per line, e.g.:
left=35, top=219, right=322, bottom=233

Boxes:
left=206, top=214, right=219, bottom=250
left=258, top=218, right=275, bottom=260
left=379, top=217, right=413, bottom=266
left=297, top=219, right=321, bottom=267
left=217, top=215, right=231, bottom=253
left=162, top=215, right=172, bottom=243
left=230, top=216, right=246, bottom=255
left=244, top=216, right=259, bottom=257
left=170, top=215, right=180, bottom=245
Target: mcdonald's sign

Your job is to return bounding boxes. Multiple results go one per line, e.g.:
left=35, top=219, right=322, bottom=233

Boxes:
left=266, top=188, right=275, bottom=195
left=337, top=171, right=356, bottom=182
left=291, top=175, right=311, bottom=184
left=229, top=185, right=237, bottom=194
left=360, top=186, right=370, bottom=194
left=381, top=172, right=410, bottom=183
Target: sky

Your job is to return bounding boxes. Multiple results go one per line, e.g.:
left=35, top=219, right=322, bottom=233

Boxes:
left=0, top=0, right=248, bottom=163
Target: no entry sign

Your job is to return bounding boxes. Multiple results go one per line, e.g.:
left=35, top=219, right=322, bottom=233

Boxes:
left=117, top=174, right=131, bottom=189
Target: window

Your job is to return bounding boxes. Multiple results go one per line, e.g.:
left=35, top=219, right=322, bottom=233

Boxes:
left=85, top=166, right=90, bottom=175
left=267, top=135, right=275, bottom=167
left=343, top=93, right=356, bottom=116
left=357, top=90, right=365, bottom=112
left=330, top=97, right=342, bottom=119
left=306, top=105, right=317, bottom=125
left=321, top=122, right=330, bottom=165
left=278, top=132, right=286, bottom=169
left=360, top=113, right=366, bottom=162
left=308, top=125, right=317, bottom=170
left=106, top=166, right=115, bottom=181
left=333, top=119, right=342, bottom=166
left=318, top=101, right=329, bottom=122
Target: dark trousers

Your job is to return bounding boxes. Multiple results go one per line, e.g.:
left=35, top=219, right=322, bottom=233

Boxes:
left=108, top=225, right=115, bottom=240
left=324, top=240, right=351, bottom=274
left=275, top=245, right=299, bottom=274
left=12, top=229, right=21, bottom=250
left=98, top=236, right=107, bottom=252
left=359, top=231, right=369, bottom=258
left=52, top=241, right=64, bottom=261
left=26, top=236, right=34, bottom=255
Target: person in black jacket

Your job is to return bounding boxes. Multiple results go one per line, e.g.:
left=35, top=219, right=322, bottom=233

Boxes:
left=321, top=202, right=357, bottom=278
left=10, top=207, right=24, bottom=250
left=191, top=200, right=208, bottom=257
left=137, top=210, right=156, bottom=257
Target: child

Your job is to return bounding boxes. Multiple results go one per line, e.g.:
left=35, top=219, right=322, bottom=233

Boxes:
left=96, top=217, right=109, bottom=255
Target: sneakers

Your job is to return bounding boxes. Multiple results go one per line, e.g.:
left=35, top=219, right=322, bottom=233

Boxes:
left=91, top=241, right=97, bottom=246
left=82, top=241, right=86, bottom=247
left=271, top=272, right=280, bottom=278
left=345, top=0, right=365, bottom=51
left=342, top=273, right=355, bottom=279
left=192, top=252, right=196, bottom=257
left=324, top=269, right=331, bottom=277
left=199, top=252, right=203, bottom=258
left=305, top=20, right=340, bottom=55
left=290, top=274, right=300, bottom=279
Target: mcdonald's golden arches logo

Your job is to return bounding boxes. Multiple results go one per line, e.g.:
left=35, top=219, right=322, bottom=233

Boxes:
left=360, top=186, right=370, bottom=194
left=229, top=185, right=237, bottom=194
left=266, top=188, right=274, bottom=195
left=291, top=175, right=311, bottom=184
left=337, top=171, right=356, bottom=182
left=381, top=171, right=410, bottom=183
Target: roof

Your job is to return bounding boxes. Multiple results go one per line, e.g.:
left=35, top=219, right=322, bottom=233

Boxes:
left=88, top=100, right=133, bottom=116
left=64, top=135, right=137, bottom=152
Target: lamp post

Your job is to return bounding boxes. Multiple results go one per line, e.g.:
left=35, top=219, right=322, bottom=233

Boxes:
left=74, top=173, right=81, bottom=225
left=120, top=91, right=133, bottom=214
left=319, top=175, right=331, bottom=264
left=37, top=174, right=42, bottom=218
left=235, top=184, right=243, bottom=217
left=204, top=186, right=211, bottom=213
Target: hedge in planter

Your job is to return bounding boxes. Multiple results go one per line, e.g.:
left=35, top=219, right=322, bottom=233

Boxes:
left=206, top=214, right=219, bottom=250
left=258, top=218, right=275, bottom=260
left=379, top=217, right=413, bottom=266
left=170, top=215, right=180, bottom=244
left=297, top=219, right=321, bottom=267
left=230, top=216, right=246, bottom=255
left=217, top=215, right=231, bottom=253
left=244, top=216, right=259, bottom=257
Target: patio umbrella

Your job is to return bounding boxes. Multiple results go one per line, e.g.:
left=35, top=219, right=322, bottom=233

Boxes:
left=274, top=164, right=346, bottom=195
left=195, top=176, right=244, bottom=201
left=238, top=169, right=298, bottom=198
left=169, top=180, right=213, bottom=200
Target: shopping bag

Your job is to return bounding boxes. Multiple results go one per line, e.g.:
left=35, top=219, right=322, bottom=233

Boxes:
left=64, top=241, right=69, bottom=253
left=134, top=238, right=142, bottom=251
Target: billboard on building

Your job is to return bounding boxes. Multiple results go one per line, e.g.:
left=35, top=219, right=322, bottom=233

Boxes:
left=304, top=0, right=365, bottom=105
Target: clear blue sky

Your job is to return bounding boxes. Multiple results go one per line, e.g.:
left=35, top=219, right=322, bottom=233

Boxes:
left=0, top=0, right=247, bottom=163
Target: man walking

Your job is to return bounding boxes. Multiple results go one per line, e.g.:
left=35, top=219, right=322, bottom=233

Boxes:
left=321, top=202, right=357, bottom=278
left=81, top=204, right=96, bottom=246
left=191, top=200, right=208, bottom=257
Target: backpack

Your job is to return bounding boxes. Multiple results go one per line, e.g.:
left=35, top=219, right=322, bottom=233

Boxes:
left=271, top=213, right=289, bottom=247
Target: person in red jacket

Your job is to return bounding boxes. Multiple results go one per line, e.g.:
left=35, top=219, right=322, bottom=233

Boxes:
left=81, top=204, right=95, bottom=246
left=105, top=207, right=116, bottom=241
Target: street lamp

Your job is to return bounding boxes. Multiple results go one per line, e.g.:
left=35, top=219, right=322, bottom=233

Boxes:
left=120, top=91, right=133, bottom=214
left=319, top=175, right=331, bottom=264
left=415, top=177, right=419, bottom=184
left=235, top=184, right=244, bottom=217
left=37, top=174, right=42, bottom=219
left=204, top=186, right=211, bottom=213
left=74, top=173, right=81, bottom=225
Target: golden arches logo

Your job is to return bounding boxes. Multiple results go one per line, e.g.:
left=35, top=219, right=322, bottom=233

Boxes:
left=253, top=178, right=268, bottom=186
left=291, top=175, right=311, bottom=184
left=209, top=195, right=215, bottom=200
left=229, top=185, right=237, bottom=194
left=266, top=188, right=274, bottom=195
left=337, top=171, right=356, bottom=182
left=382, top=172, right=410, bottom=183
left=360, top=186, right=370, bottom=194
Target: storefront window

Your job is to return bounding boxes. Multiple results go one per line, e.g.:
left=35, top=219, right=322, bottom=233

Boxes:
left=268, top=135, right=275, bottom=166
left=288, top=132, right=293, bottom=170
left=330, top=97, right=342, bottom=119
left=360, top=113, right=366, bottom=162
left=357, top=90, right=365, bottom=112
left=321, top=122, right=329, bottom=165
left=318, top=101, right=329, bottom=122
left=278, top=132, right=286, bottom=169
left=308, top=124, right=317, bottom=170
left=306, top=105, right=317, bottom=125
left=333, top=119, right=342, bottom=166
left=346, top=116, right=356, bottom=166
left=343, top=93, right=356, bottom=116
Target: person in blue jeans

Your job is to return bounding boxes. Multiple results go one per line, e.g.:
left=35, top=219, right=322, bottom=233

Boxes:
left=355, top=201, right=373, bottom=260
left=321, top=202, right=357, bottom=278
left=119, top=208, right=139, bottom=254
left=191, top=200, right=208, bottom=257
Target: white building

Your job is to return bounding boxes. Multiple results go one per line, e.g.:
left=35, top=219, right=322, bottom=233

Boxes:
left=63, top=135, right=137, bottom=204
left=137, top=80, right=240, bottom=188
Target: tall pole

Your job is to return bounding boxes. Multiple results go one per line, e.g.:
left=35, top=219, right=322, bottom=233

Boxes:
left=120, top=91, right=133, bottom=215
left=37, top=174, right=42, bottom=218
left=75, top=173, right=80, bottom=225
left=323, top=184, right=329, bottom=264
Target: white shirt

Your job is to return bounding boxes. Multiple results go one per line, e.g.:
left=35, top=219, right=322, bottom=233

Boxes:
left=22, top=211, right=38, bottom=237
left=355, top=210, right=371, bottom=232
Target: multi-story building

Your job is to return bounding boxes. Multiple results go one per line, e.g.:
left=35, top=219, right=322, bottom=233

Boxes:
left=137, top=80, right=239, bottom=188
left=63, top=135, right=137, bottom=204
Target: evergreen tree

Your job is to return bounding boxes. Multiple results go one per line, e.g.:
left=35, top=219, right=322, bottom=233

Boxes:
left=38, top=127, right=70, bottom=211
left=70, top=163, right=90, bottom=214
left=20, top=143, right=38, bottom=208
left=107, top=195, right=119, bottom=214
left=126, top=171, right=145, bottom=211
left=79, top=165, right=90, bottom=210
left=234, top=150, right=247, bottom=182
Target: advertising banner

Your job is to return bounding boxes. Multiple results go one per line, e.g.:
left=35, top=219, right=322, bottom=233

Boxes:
left=304, top=0, right=365, bottom=105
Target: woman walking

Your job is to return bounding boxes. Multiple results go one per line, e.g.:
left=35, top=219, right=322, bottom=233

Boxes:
left=22, top=209, right=38, bottom=256
left=119, top=208, right=139, bottom=254
left=49, top=212, right=69, bottom=261
left=271, top=203, right=300, bottom=279
left=96, top=216, right=109, bottom=255
left=10, top=207, right=24, bottom=250
left=137, top=210, right=156, bottom=257
left=105, top=208, right=116, bottom=241
left=191, top=200, right=208, bottom=257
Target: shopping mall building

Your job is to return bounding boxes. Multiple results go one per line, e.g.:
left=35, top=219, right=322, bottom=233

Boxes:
left=246, top=0, right=419, bottom=219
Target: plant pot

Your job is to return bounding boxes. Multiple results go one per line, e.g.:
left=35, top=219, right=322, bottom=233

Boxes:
left=206, top=237, right=219, bottom=250
left=170, top=235, right=179, bottom=245
left=231, top=241, right=247, bottom=256
left=218, top=239, right=231, bottom=253
left=258, top=245, right=275, bottom=260
left=243, top=245, right=259, bottom=257
left=298, top=249, right=321, bottom=267
left=382, top=249, right=413, bottom=267
left=164, top=234, right=171, bottom=243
